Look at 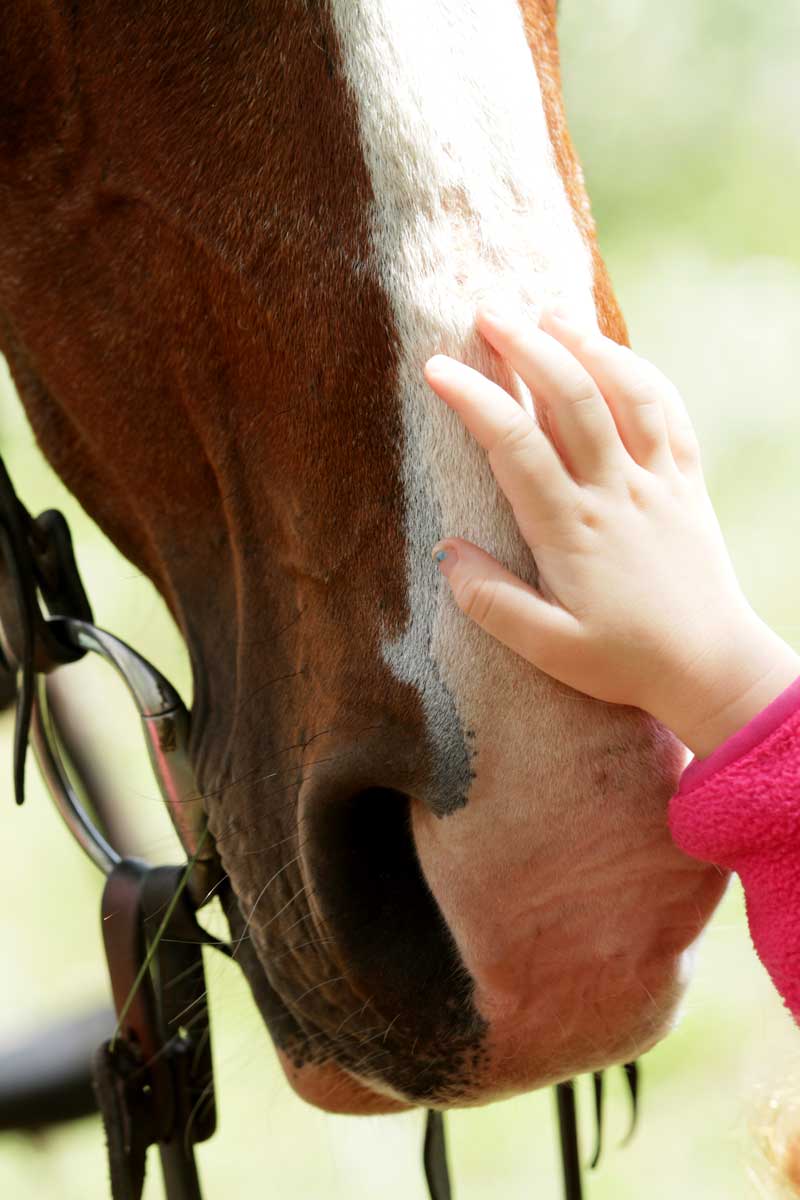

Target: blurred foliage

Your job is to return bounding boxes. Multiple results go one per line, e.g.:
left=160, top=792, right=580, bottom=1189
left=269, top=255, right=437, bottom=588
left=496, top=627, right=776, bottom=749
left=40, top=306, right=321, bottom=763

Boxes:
left=2, top=2, right=800, bottom=1197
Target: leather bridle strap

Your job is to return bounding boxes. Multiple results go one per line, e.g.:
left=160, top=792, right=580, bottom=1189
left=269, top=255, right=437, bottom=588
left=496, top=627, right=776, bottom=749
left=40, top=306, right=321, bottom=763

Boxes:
left=93, top=860, right=230, bottom=1200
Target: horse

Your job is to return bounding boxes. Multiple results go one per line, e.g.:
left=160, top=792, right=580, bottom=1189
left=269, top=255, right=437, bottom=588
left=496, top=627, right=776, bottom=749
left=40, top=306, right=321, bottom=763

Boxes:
left=0, top=0, right=727, bottom=1116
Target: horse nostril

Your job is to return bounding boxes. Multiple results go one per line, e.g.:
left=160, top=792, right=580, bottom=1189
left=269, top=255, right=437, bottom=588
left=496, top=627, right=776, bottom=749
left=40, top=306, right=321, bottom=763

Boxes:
left=295, top=774, right=489, bottom=1104
left=303, top=787, right=464, bottom=1008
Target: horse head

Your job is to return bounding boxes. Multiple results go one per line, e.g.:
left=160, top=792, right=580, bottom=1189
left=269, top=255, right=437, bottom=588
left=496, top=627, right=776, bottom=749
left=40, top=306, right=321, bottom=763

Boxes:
left=0, top=1, right=726, bottom=1114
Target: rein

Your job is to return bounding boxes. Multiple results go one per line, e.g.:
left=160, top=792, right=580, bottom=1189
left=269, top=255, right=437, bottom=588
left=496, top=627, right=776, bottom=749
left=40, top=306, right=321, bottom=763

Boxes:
left=0, top=451, right=637, bottom=1199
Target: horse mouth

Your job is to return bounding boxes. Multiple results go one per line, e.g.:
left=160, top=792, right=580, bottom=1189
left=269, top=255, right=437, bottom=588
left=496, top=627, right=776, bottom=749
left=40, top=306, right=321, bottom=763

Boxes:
left=220, top=780, right=726, bottom=1114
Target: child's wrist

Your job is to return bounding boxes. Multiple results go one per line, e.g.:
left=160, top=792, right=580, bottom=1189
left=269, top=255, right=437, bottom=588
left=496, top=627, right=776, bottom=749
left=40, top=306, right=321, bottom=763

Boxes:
left=647, top=619, right=800, bottom=761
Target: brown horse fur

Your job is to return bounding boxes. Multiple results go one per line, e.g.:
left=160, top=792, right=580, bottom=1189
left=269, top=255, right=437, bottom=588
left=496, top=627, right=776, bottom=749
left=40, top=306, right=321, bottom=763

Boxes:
left=0, top=2, right=726, bottom=1114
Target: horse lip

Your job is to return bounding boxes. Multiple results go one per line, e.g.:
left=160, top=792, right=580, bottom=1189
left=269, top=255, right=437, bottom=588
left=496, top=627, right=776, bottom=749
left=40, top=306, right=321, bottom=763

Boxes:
left=276, top=1050, right=414, bottom=1115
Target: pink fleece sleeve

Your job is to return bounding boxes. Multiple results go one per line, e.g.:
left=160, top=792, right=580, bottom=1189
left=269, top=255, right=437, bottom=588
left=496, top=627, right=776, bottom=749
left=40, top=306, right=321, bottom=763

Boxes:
left=669, top=674, right=800, bottom=1021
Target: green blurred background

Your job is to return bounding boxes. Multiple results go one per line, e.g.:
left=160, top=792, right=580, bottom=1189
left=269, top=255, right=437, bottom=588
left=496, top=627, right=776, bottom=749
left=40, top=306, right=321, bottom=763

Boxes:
left=2, top=1, right=800, bottom=1196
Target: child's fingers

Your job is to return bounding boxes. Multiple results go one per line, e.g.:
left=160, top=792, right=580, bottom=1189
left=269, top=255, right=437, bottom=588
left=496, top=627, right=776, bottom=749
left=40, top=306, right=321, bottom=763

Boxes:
left=423, top=356, right=581, bottom=529
left=474, top=307, right=627, bottom=484
left=538, top=310, right=703, bottom=474
left=431, top=538, right=579, bottom=671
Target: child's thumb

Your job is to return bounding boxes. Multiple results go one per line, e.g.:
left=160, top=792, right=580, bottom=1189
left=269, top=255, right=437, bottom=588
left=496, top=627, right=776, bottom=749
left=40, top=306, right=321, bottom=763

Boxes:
left=431, top=538, right=577, bottom=671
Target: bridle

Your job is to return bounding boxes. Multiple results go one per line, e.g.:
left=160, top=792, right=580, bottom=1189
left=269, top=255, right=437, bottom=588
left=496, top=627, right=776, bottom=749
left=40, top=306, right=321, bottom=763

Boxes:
left=0, top=450, right=638, bottom=1199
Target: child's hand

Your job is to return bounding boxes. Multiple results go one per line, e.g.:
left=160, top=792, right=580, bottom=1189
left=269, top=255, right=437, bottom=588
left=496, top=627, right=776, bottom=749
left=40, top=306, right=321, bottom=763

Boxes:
left=424, top=306, right=800, bottom=758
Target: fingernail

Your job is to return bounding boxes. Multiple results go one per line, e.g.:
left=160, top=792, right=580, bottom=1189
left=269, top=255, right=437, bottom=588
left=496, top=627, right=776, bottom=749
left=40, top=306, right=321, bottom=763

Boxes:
left=431, top=542, right=458, bottom=576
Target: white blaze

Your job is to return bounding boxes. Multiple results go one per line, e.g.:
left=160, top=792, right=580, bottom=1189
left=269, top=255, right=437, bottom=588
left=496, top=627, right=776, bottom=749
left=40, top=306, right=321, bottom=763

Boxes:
left=329, top=0, right=597, bottom=806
